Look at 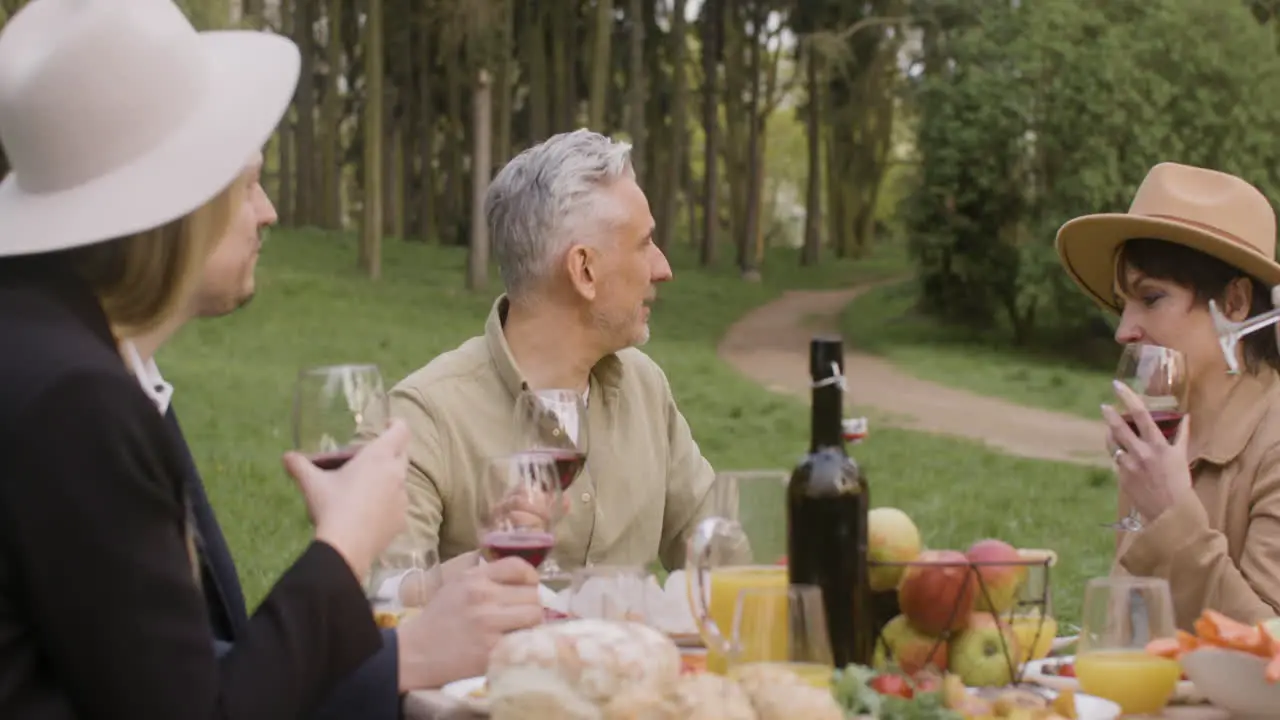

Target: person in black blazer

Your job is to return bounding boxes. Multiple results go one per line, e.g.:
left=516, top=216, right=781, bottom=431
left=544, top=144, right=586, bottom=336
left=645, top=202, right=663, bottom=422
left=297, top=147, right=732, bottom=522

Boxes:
left=119, top=151, right=547, bottom=717
left=0, top=1, right=416, bottom=717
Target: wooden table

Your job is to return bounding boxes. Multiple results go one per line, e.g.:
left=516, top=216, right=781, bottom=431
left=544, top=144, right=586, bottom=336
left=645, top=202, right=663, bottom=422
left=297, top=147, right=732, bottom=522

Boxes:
left=401, top=692, right=1237, bottom=720
left=403, top=690, right=486, bottom=720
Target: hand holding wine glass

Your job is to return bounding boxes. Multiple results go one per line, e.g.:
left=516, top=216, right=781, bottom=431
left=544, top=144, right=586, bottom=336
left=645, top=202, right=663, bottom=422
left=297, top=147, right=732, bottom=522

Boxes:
left=1100, top=344, right=1192, bottom=531
left=514, top=389, right=589, bottom=491
left=282, top=417, right=411, bottom=580
left=477, top=453, right=565, bottom=576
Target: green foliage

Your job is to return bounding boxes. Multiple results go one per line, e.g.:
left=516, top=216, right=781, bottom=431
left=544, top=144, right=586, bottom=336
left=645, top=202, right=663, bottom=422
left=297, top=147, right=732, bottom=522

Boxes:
left=904, top=0, right=1280, bottom=344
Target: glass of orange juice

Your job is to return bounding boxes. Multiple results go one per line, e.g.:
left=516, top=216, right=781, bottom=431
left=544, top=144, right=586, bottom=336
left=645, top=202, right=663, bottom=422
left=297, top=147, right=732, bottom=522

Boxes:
left=1076, top=576, right=1180, bottom=715
left=727, top=583, right=835, bottom=691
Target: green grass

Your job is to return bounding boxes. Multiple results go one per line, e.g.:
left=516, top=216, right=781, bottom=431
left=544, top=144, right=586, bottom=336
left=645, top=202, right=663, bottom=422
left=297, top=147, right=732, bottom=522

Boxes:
left=841, top=280, right=1117, bottom=419
left=162, top=230, right=1115, bottom=626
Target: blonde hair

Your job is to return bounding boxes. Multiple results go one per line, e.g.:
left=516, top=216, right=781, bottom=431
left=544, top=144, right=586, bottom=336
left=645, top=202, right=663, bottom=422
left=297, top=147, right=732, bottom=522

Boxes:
left=67, top=174, right=248, bottom=337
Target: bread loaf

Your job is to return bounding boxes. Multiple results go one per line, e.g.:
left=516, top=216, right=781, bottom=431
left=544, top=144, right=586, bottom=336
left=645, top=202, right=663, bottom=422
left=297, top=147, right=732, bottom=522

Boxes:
left=671, top=673, right=758, bottom=720
left=488, top=667, right=601, bottom=720
left=487, top=619, right=682, bottom=705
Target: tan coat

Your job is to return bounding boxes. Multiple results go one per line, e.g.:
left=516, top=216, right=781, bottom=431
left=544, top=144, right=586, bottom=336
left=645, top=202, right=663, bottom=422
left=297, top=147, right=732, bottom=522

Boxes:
left=1118, top=368, right=1280, bottom=630
left=362, top=297, right=719, bottom=572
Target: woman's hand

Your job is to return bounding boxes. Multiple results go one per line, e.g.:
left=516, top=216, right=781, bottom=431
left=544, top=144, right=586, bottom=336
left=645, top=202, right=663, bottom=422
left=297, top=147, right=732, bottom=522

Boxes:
left=1101, top=380, right=1194, bottom=522
left=283, top=419, right=411, bottom=579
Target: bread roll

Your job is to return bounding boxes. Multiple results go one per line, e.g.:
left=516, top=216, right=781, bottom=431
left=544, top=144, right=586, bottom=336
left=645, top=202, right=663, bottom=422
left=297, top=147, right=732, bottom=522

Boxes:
left=601, top=686, right=678, bottom=720
left=749, top=682, right=843, bottom=720
left=487, top=619, right=682, bottom=705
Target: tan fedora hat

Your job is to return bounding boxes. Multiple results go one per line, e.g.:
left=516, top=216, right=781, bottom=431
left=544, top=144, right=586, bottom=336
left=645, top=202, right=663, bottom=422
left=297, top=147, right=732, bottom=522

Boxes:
left=1055, top=162, right=1280, bottom=313
left=0, top=0, right=300, bottom=258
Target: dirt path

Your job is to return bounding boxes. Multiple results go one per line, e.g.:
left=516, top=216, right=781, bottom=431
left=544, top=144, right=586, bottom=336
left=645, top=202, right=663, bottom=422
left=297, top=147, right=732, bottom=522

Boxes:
left=718, top=280, right=1111, bottom=467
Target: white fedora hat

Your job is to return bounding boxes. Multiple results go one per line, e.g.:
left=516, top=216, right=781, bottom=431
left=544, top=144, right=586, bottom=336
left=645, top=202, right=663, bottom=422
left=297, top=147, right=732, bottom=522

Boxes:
left=0, top=0, right=300, bottom=258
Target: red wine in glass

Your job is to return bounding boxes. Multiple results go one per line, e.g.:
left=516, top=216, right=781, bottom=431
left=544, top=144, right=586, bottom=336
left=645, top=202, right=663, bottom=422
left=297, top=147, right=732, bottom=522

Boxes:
left=1122, top=410, right=1184, bottom=442
left=481, top=530, right=555, bottom=568
left=306, top=447, right=357, bottom=470
left=532, top=449, right=586, bottom=490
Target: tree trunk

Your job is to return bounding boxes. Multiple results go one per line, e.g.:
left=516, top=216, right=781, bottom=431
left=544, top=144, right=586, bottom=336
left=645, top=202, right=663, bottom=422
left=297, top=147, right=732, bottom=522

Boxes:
left=359, top=0, right=384, bottom=279
left=525, top=4, right=550, bottom=141
left=292, top=0, right=317, bottom=226
left=320, top=0, right=343, bottom=229
left=698, top=0, right=722, bottom=266
left=588, top=0, right=613, bottom=130
left=800, top=42, right=822, bottom=266
left=626, top=0, right=646, bottom=182
left=415, top=21, right=437, bottom=243
left=493, top=0, right=515, bottom=167
left=738, top=0, right=764, bottom=275
left=655, top=0, right=687, bottom=251
left=468, top=69, right=493, bottom=291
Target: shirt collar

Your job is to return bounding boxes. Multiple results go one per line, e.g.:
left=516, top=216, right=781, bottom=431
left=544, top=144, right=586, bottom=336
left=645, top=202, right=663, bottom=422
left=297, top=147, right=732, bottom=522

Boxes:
left=1192, top=368, right=1279, bottom=467
left=483, top=294, right=623, bottom=401
left=120, top=340, right=174, bottom=415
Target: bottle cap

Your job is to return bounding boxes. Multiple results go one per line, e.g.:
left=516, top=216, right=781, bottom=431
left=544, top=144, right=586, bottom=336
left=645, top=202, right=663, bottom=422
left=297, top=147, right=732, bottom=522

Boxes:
left=842, top=417, right=869, bottom=443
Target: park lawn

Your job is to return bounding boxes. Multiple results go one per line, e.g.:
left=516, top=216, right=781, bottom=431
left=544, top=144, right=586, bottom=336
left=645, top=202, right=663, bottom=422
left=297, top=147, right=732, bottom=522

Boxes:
left=842, top=279, right=1117, bottom=420
left=162, top=230, right=1115, bottom=626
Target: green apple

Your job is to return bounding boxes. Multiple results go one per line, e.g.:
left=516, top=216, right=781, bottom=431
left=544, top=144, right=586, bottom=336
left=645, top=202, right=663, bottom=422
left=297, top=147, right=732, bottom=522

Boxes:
left=948, top=612, right=1020, bottom=687
left=874, top=614, right=948, bottom=674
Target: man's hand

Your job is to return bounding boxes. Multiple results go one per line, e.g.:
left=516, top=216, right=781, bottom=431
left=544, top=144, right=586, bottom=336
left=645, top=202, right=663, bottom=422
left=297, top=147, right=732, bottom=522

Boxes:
left=395, top=557, right=544, bottom=691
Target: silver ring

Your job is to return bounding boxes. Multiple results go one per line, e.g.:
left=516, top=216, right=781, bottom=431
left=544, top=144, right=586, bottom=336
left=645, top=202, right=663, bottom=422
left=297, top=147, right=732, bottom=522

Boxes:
left=1113, top=447, right=1126, bottom=462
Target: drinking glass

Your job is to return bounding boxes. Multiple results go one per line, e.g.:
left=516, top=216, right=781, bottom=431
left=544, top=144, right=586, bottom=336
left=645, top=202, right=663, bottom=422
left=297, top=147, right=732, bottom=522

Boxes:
left=292, top=363, right=388, bottom=469
left=366, top=547, right=439, bottom=629
left=727, top=584, right=835, bottom=691
left=1105, top=344, right=1188, bottom=531
left=1076, top=576, right=1180, bottom=715
left=514, top=389, right=589, bottom=491
left=476, top=452, right=565, bottom=580
left=566, top=565, right=655, bottom=623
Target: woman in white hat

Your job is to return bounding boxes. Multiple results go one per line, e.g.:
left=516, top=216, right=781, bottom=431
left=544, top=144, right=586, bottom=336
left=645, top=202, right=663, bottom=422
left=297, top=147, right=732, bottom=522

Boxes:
left=0, top=1, right=413, bottom=716
left=1056, top=162, right=1280, bottom=630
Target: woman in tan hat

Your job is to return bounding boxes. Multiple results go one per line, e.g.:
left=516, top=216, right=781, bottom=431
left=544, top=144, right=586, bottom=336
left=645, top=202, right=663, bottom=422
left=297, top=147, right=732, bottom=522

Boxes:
left=1056, top=161, right=1280, bottom=630
left=0, top=0, right=413, bottom=716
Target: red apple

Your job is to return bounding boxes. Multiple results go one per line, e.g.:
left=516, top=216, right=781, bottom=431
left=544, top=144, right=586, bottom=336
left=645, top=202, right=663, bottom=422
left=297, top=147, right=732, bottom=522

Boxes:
left=965, top=539, right=1027, bottom=613
left=896, top=550, right=976, bottom=635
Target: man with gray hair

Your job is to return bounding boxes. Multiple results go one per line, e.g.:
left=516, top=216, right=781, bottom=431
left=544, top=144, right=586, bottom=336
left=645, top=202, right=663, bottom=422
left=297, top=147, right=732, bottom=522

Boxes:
left=364, top=128, right=718, bottom=574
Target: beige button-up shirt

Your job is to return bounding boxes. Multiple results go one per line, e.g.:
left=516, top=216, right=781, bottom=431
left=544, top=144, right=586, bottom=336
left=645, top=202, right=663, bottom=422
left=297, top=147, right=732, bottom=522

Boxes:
left=1118, top=368, right=1280, bottom=630
left=363, top=296, right=719, bottom=573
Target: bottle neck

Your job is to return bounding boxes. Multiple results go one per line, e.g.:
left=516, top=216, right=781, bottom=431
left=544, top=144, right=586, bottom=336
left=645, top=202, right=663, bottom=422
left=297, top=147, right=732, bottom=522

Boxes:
left=810, top=378, right=846, bottom=453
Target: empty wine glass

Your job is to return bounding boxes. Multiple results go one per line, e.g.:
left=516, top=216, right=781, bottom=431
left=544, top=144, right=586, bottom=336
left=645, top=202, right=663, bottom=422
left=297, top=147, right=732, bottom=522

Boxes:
left=514, top=388, right=589, bottom=491
left=292, top=363, right=387, bottom=469
left=1076, top=576, right=1179, bottom=715
left=366, top=547, right=439, bottom=629
left=477, top=452, right=565, bottom=580
left=1104, top=344, right=1188, bottom=531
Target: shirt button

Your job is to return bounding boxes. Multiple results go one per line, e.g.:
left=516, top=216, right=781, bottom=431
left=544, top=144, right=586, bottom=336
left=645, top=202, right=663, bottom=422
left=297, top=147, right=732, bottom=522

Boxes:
left=580, top=492, right=592, bottom=503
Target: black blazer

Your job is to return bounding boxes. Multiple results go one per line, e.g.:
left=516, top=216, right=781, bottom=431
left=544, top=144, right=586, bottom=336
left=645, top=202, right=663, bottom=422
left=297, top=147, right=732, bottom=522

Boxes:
left=168, top=410, right=402, bottom=720
left=0, top=257, right=381, bottom=719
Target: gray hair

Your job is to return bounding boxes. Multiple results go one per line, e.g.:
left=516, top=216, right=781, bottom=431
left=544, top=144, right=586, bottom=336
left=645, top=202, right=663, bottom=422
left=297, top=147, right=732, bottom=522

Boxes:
left=485, top=129, right=635, bottom=299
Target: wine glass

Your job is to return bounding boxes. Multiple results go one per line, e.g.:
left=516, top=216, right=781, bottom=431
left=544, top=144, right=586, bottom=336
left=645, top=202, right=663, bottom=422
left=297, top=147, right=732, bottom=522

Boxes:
left=477, top=452, right=565, bottom=580
left=1076, top=576, right=1179, bottom=715
left=1104, top=344, right=1188, bottom=531
left=727, top=583, right=836, bottom=691
left=366, top=547, right=439, bottom=629
left=514, top=389, right=589, bottom=492
left=292, top=363, right=388, bottom=469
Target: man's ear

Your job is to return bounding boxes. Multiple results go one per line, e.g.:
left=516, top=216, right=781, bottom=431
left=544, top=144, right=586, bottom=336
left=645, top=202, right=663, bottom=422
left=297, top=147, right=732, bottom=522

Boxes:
left=566, top=244, right=598, bottom=301
left=1224, top=276, right=1254, bottom=322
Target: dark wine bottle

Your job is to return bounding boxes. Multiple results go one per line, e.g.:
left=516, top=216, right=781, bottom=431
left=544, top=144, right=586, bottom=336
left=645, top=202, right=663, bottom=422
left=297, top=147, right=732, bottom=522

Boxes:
left=786, top=335, right=873, bottom=668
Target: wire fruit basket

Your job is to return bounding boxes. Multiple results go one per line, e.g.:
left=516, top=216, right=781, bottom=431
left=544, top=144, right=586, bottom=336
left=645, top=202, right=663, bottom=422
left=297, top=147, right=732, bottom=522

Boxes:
left=867, top=548, right=1056, bottom=687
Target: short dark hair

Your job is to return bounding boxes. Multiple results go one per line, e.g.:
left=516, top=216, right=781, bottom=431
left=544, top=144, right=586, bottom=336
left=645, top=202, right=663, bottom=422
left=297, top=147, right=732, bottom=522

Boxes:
left=1115, top=237, right=1280, bottom=374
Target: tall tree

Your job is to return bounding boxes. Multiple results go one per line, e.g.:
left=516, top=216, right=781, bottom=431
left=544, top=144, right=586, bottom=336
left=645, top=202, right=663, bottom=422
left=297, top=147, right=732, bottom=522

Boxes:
left=359, top=0, right=385, bottom=279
